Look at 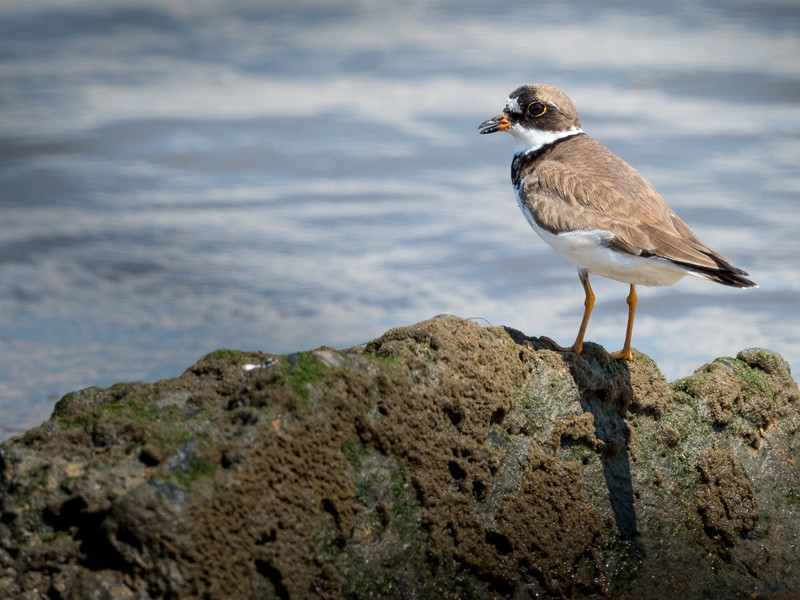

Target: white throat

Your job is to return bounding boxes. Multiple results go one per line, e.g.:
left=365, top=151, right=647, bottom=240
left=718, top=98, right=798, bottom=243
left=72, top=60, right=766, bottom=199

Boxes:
left=509, top=124, right=583, bottom=155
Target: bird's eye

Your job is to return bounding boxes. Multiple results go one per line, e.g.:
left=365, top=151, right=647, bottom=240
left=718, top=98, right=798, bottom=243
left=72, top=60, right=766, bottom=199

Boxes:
left=527, top=102, right=547, bottom=117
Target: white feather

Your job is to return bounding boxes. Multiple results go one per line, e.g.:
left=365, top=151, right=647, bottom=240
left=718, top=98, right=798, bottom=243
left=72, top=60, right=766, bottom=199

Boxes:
left=508, top=125, right=583, bottom=155
left=505, top=96, right=522, bottom=114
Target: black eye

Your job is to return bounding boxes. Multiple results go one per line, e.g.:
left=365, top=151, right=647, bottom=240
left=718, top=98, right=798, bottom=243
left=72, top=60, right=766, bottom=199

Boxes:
left=527, top=102, right=547, bottom=117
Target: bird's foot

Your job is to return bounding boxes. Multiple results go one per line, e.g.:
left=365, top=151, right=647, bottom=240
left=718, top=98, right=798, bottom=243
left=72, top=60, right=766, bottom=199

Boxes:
left=540, top=336, right=582, bottom=355
left=609, top=348, right=633, bottom=361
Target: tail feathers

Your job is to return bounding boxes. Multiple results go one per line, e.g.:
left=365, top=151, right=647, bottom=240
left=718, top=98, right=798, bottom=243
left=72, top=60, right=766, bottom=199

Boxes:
left=697, top=269, right=757, bottom=288
left=677, top=259, right=757, bottom=288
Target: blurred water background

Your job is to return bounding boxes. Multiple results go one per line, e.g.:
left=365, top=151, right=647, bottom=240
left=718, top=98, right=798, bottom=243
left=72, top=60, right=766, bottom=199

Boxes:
left=2, top=0, right=799, bottom=439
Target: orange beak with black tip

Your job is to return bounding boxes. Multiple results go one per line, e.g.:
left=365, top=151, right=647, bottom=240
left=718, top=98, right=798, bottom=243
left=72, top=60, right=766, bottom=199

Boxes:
left=478, top=112, right=510, bottom=134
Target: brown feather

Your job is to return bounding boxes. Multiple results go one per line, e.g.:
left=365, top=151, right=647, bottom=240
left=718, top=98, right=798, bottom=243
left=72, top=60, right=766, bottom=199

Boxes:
left=519, top=134, right=749, bottom=280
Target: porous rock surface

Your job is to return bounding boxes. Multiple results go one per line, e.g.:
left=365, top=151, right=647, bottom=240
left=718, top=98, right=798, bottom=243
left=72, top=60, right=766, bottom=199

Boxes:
left=1, top=316, right=798, bottom=599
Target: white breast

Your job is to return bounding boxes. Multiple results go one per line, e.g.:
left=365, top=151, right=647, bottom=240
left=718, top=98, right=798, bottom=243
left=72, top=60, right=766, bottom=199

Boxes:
left=514, top=185, right=688, bottom=287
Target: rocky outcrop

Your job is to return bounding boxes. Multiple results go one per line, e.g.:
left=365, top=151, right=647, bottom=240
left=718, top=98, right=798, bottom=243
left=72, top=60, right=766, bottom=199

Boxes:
left=1, top=316, right=798, bottom=599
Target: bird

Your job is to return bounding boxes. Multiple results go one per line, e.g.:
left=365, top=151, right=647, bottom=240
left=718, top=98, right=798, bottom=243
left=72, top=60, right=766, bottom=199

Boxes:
left=479, top=84, right=756, bottom=361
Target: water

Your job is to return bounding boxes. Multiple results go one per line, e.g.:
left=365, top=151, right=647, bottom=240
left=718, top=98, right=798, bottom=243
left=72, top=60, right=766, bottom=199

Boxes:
left=2, top=0, right=799, bottom=439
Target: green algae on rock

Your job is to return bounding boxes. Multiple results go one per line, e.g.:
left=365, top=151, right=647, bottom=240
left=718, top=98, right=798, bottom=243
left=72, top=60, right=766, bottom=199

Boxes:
left=1, top=316, right=798, bottom=599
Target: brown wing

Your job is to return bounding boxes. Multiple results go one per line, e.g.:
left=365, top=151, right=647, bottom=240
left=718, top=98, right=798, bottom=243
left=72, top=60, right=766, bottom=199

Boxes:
left=520, top=134, right=751, bottom=282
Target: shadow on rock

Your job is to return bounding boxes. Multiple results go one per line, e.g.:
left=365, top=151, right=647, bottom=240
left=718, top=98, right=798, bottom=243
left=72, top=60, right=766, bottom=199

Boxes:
left=565, top=344, right=639, bottom=541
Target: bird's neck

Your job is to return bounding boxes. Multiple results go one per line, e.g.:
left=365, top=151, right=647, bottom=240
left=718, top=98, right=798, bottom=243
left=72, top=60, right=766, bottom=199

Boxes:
left=510, top=129, right=585, bottom=189
left=510, top=125, right=583, bottom=156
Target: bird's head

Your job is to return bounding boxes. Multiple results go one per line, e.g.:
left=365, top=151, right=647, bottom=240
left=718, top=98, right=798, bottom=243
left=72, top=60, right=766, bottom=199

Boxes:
left=479, top=84, right=582, bottom=152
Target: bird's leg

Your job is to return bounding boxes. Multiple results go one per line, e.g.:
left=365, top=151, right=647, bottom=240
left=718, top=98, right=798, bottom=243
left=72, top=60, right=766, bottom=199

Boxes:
left=610, top=284, right=637, bottom=361
left=541, top=270, right=594, bottom=355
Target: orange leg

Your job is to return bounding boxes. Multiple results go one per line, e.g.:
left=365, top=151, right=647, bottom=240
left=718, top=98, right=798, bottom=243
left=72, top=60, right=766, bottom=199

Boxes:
left=541, top=270, right=594, bottom=355
left=609, top=284, right=637, bottom=361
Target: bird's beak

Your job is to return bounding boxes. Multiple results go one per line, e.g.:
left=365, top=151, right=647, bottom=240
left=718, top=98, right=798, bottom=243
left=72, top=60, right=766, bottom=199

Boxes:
left=478, top=112, right=510, bottom=134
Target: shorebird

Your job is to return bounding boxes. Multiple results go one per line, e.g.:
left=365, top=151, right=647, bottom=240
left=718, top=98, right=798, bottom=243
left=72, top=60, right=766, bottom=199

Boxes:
left=479, top=84, right=756, bottom=360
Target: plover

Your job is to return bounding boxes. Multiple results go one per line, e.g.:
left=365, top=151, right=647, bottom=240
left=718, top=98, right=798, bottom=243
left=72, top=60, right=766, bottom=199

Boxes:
left=479, top=84, right=756, bottom=360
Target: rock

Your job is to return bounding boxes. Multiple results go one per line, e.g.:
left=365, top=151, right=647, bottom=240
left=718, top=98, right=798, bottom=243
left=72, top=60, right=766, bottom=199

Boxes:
left=695, top=449, right=758, bottom=551
left=1, top=316, right=799, bottom=599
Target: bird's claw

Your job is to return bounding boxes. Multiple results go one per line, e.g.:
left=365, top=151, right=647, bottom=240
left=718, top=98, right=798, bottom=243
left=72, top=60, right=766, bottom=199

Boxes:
left=609, top=348, right=633, bottom=361
left=540, top=336, right=582, bottom=355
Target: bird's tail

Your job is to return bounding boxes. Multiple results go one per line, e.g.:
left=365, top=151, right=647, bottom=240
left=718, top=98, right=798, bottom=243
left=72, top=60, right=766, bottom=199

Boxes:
left=680, top=260, right=757, bottom=288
